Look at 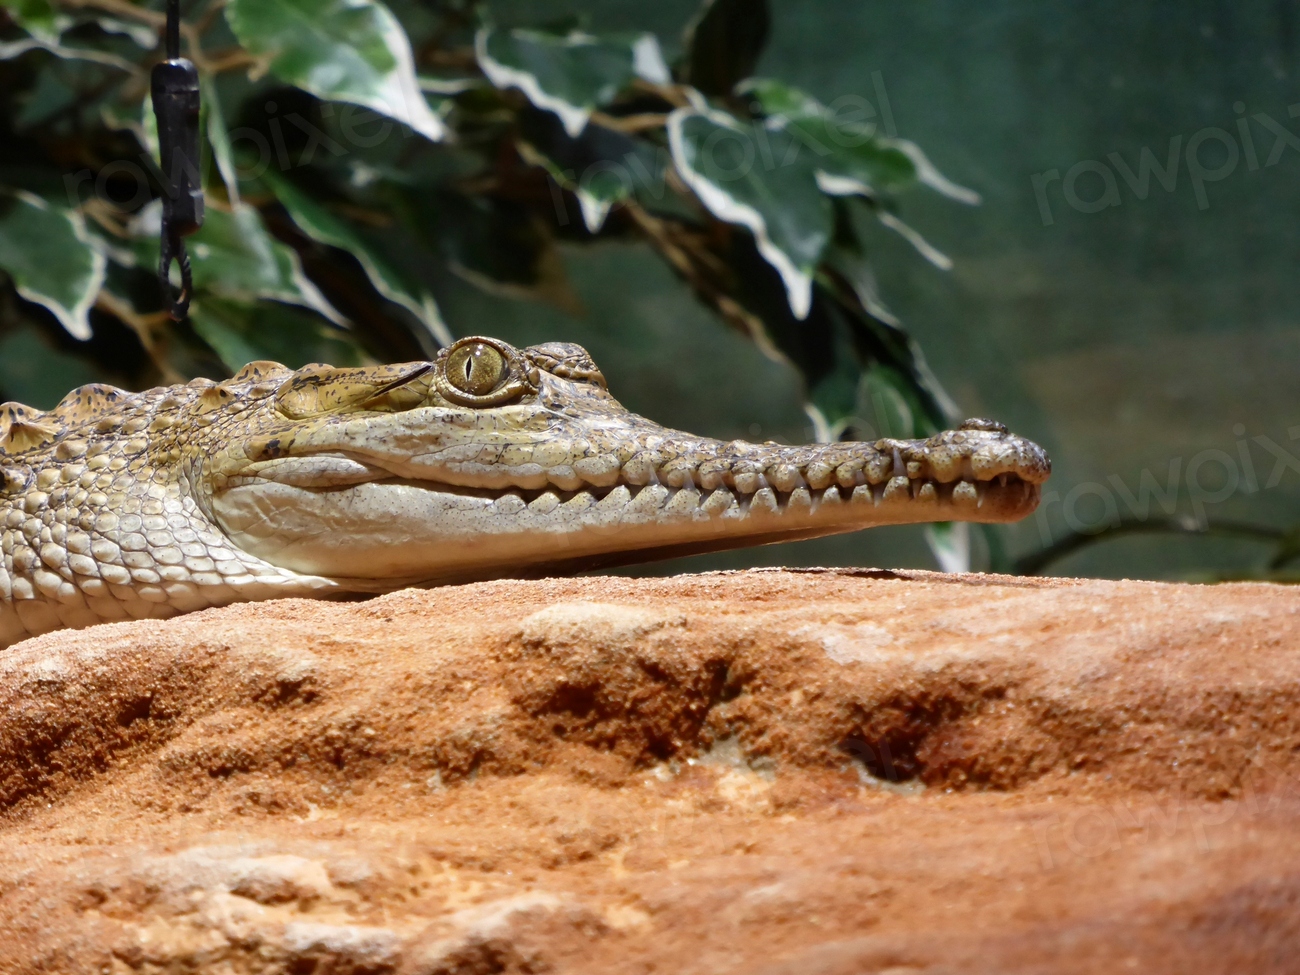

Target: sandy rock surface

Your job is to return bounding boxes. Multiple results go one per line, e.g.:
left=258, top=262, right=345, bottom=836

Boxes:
left=0, top=567, right=1298, bottom=973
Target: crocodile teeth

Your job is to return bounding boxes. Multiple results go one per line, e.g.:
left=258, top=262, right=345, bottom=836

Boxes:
left=766, top=463, right=803, bottom=493
left=881, top=476, right=911, bottom=504
left=626, top=483, right=670, bottom=515
left=952, top=481, right=978, bottom=510
left=864, top=454, right=893, bottom=484
left=835, top=461, right=862, bottom=489
left=701, top=488, right=735, bottom=515
left=597, top=485, right=633, bottom=513
left=562, top=492, right=596, bottom=515
left=659, top=461, right=699, bottom=488
left=697, top=470, right=1041, bottom=517
left=696, top=461, right=728, bottom=490
left=971, top=443, right=1012, bottom=479
left=572, top=454, right=621, bottom=487
left=494, top=493, right=527, bottom=515
left=546, top=466, right=583, bottom=492
left=515, top=464, right=550, bottom=490
left=805, top=460, right=835, bottom=490
left=926, top=448, right=962, bottom=483
left=621, top=453, right=662, bottom=485
left=749, top=487, right=780, bottom=516
left=529, top=491, right=561, bottom=515
left=663, top=488, right=701, bottom=516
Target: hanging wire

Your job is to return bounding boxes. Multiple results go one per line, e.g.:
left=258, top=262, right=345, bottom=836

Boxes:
left=152, top=0, right=202, bottom=321
left=165, top=0, right=180, bottom=59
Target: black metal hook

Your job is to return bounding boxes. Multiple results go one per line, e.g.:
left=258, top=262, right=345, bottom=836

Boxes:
left=151, top=0, right=203, bottom=321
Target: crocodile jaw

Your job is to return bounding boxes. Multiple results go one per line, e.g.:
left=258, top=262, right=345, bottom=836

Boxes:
left=210, top=377, right=1048, bottom=588
left=214, top=472, right=1040, bottom=588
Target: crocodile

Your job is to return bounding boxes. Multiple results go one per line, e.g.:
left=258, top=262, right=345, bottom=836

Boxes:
left=0, top=335, right=1050, bottom=648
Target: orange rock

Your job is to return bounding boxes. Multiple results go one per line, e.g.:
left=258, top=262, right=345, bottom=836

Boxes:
left=0, top=569, right=1298, bottom=973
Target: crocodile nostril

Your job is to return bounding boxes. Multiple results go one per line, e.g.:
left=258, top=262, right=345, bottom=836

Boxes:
left=959, top=418, right=1008, bottom=434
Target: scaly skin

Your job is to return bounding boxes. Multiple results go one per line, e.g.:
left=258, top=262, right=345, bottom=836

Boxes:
left=0, top=336, right=1050, bottom=648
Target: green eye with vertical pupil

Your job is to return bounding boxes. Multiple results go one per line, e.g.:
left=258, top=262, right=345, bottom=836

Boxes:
left=445, top=342, right=505, bottom=396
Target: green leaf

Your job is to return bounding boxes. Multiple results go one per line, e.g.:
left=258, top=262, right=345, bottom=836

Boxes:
left=744, top=78, right=979, bottom=205
left=0, top=191, right=106, bottom=339
left=141, top=85, right=159, bottom=161
left=859, top=362, right=920, bottom=439
left=668, top=105, right=831, bottom=319
left=261, top=168, right=451, bottom=345
left=803, top=318, right=861, bottom=437
left=681, top=0, right=770, bottom=97
left=715, top=230, right=955, bottom=438
left=133, top=202, right=344, bottom=323
left=518, top=112, right=665, bottom=232
left=822, top=242, right=898, bottom=325
left=924, top=523, right=971, bottom=573
left=883, top=138, right=981, bottom=205
left=713, top=232, right=862, bottom=421
left=97, top=87, right=157, bottom=160
left=225, top=0, right=446, bottom=143
left=417, top=75, right=482, bottom=96
left=0, top=32, right=138, bottom=72
left=476, top=27, right=670, bottom=138
left=12, top=58, right=79, bottom=130
left=411, top=189, right=580, bottom=313
left=0, top=2, right=156, bottom=49
left=874, top=209, right=953, bottom=271
left=737, top=79, right=974, bottom=271
left=201, top=75, right=240, bottom=204
left=520, top=142, right=622, bottom=232
left=99, top=85, right=149, bottom=149
left=738, top=77, right=813, bottom=119
left=190, top=297, right=369, bottom=372
left=0, top=0, right=67, bottom=44
left=86, top=15, right=156, bottom=49
left=822, top=228, right=959, bottom=430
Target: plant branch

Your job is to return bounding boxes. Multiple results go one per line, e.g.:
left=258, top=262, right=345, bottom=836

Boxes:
left=631, top=79, right=693, bottom=108
left=624, top=201, right=783, bottom=362
left=1014, top=517, right=1284, bottom=576
left=61, top=0, right=164, bottom=29
left=590, top=111, right=669, bottom=134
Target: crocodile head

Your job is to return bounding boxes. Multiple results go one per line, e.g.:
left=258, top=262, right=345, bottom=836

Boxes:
left=206, top=335, right=1050, bottom=589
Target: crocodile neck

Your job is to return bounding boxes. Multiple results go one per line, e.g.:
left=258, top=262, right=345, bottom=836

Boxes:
left=0, top=336, right=1049, bottom=647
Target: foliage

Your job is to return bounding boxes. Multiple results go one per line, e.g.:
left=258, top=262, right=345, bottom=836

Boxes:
left=0, top=0, right=975, bottom=436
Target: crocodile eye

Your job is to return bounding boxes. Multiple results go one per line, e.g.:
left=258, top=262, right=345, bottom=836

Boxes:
left=445, top=342, right=505, bottom=396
